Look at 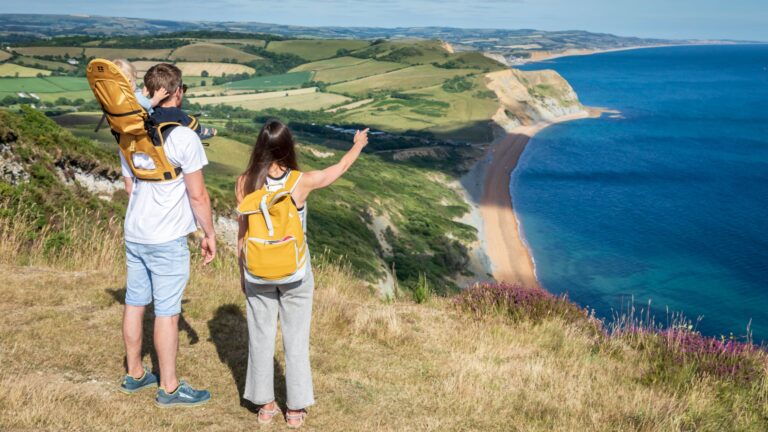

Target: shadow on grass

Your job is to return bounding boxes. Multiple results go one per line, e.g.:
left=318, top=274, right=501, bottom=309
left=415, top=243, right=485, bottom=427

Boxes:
left=105, top=288, right=200, bottom=376
left=208, top=303, right=286, bottom=413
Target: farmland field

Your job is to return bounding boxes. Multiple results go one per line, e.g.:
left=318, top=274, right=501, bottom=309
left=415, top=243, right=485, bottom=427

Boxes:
left=222, top=71, right=312, bottom=91
left=327, top=65, right=478, bottom=96
left=131, top=61, right=255, bottom=77
left=190, top=88, right=350, bottom=111
left=83, top=48, right=173, bottom=60
left=13, top=46, right=85, bottom=58
left=335, top=75, right=498, bottom=141
left=291, top=56, right=369, bottom=72
left=292, top=57, right=407, bottom=84
left=266, top=39, right=371, bottom=61
left=350, top=40, right=452, bottom=65
left=0, top=63, right=51, bottom=78
left=0, top=76, right=90, bottom=93
left=0, top=50, right=11, bottom=61
left=199, top=39, right=266, bottom=47
left=13, top=56, right=76, bottom=72
left=170, top=43, right=263, bottom=63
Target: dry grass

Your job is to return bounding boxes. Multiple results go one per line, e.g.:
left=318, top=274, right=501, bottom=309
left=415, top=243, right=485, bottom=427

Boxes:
left=83, top=48, right=173, bottom=61
left=12, top=47, right=85, bottom=58
left=0, top=212, right=766, bottom=431
left=190, top=90, right=350, bottom=111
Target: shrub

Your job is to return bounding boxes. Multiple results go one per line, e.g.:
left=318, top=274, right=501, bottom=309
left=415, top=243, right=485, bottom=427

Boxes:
left=454, top=282, right=590, bottom=325
left=412, top=273, right=431, bottom=304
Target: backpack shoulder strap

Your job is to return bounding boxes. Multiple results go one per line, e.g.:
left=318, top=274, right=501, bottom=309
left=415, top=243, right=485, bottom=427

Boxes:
left=284, top=170, right=303, bottom=193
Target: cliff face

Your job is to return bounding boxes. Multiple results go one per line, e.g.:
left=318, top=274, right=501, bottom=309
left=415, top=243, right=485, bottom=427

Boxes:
left=485, top=69, right=584, bottom=132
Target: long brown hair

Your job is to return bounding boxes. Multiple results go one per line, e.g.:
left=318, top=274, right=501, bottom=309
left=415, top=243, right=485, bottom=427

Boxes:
left=241, top=120, right=299, bottom=196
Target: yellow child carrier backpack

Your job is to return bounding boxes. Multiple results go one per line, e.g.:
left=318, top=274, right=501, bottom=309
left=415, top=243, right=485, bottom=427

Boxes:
left=237, top=170, right=308, bottom=284
left=86, top=58, right=183, bottom=182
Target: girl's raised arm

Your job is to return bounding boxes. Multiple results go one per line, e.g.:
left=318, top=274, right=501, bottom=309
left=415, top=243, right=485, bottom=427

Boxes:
left=300, top=128, right=369, bottom=194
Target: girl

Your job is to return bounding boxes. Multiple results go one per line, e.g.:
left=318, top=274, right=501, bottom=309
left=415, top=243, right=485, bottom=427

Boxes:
left=236, top=120, right=369, bottom=429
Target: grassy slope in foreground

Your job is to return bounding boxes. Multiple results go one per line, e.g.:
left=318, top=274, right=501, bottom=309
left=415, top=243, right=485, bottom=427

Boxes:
left=1, top=206, right=766, bottom=431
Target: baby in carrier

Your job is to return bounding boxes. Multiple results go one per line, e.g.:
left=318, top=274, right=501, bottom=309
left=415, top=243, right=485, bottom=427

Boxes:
left=112, top=59, right=168, bottom=115
left=113, top=59, right=217, bottom=140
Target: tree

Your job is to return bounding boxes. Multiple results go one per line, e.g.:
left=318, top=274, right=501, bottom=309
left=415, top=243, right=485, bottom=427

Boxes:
left=201, top=70, right=209, bottom=77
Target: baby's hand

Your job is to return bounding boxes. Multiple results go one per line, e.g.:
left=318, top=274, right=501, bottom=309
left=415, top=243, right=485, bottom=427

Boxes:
left=150, top=87, right=170, bottom=107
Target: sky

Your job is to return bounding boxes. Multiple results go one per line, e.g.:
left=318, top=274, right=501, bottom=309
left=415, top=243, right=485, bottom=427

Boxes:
left=1, top=0, right=766, bottom=41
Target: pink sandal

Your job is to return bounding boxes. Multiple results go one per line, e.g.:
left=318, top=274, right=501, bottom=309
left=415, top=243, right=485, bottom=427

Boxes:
left=286, top=410, right=307, bottom=429
left=257, top=402, right=281, bottom=425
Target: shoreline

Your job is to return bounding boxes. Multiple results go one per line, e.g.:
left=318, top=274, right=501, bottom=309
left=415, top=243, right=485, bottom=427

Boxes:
left=520, top=41, right=753, bottom=64
left=476, top=108, right=602, bottom=289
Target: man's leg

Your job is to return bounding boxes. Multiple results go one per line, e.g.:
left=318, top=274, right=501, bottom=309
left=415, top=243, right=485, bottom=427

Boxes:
left=124, top=241, right=152, bottom=378
left=155, top=314, right=180, bottom=391
left=147, top=236, right=191, bottom=393
left=123, top=305, right=146, bottom=378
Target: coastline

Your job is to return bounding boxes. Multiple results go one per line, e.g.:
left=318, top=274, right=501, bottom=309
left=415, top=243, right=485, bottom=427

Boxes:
left=521, top=41, right=750, bottom=64
left=475, top=108, right=602, bottom=289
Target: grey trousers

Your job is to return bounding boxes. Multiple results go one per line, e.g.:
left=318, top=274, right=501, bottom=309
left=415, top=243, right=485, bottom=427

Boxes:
left=243, top=268, right=315, bottom=410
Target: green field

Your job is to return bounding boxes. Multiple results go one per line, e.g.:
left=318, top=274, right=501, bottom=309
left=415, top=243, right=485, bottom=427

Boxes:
left=350, top=40, right=452, bottom=65
left=292, top=57, right=407, bottom=84
left=13, top=56, right=76, bottom=72
left=0, top=76, right=91, bottom=94
left=13, top=46, right=85, bottom=58
left=333, top=75, right=498, bottom=141
left=291, top=56, right=369, bottom=72
left=170, top=43, right=263, bottom=63
left=0, top=63, right=51, bottom=78
left=266, top=39, right=371, bottom=61
left=327, top=65, right=478, bottom=96
left=222, top=71, right=313, bottom=91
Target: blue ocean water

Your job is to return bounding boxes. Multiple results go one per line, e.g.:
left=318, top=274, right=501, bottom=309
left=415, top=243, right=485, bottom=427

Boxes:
left=514, top=45, right=768, bottom=341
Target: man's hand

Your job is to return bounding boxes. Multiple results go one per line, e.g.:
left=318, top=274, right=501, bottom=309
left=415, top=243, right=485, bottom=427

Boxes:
left=201, top=235, right=216, bottom=265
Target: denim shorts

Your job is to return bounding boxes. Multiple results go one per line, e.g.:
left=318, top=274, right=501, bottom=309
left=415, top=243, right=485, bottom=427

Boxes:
left=125, top=236, right=190, bottom=316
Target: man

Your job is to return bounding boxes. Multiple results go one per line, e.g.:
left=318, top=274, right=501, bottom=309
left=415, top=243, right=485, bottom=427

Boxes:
left=118, top=63, right=216, bottom=408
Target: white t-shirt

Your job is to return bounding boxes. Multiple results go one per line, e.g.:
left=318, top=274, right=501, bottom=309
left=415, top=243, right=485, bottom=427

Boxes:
left=120, top=127, right=208, bottom=245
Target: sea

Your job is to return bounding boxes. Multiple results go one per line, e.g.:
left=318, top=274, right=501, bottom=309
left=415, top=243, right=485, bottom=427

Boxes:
left=514, top=44, right=768, bottom=342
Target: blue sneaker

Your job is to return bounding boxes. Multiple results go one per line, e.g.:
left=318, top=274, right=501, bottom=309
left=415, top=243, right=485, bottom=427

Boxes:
left=155, top=380, right=211, bottom=408
left=119, top=366, right=158, bottom=394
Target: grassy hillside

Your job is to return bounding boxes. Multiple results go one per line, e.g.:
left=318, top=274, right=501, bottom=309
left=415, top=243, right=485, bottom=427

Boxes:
left=1, top=193, right=766, bottom=431
left=169, top=42, right=263, bottom=63
left=327, top=64, right=479, bottom=97
left=266, top=39, right=371, bottom=61
left=2, top=106, right=478, bottom=290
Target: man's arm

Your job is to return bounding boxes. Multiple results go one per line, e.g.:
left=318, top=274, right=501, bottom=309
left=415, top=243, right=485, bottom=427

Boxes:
left=123, top=176, right=134, bottom=195
left=184, top=169, right=216, bottom=265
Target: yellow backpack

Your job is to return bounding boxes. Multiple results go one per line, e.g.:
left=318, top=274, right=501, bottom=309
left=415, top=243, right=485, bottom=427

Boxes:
left=86, top=58, right=185, bottom=182
left=237, top=170, right=308, bottom=282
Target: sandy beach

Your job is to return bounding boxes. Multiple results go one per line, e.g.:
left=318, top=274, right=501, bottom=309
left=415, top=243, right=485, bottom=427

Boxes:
left=479, top=110, right=601, bottom=289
